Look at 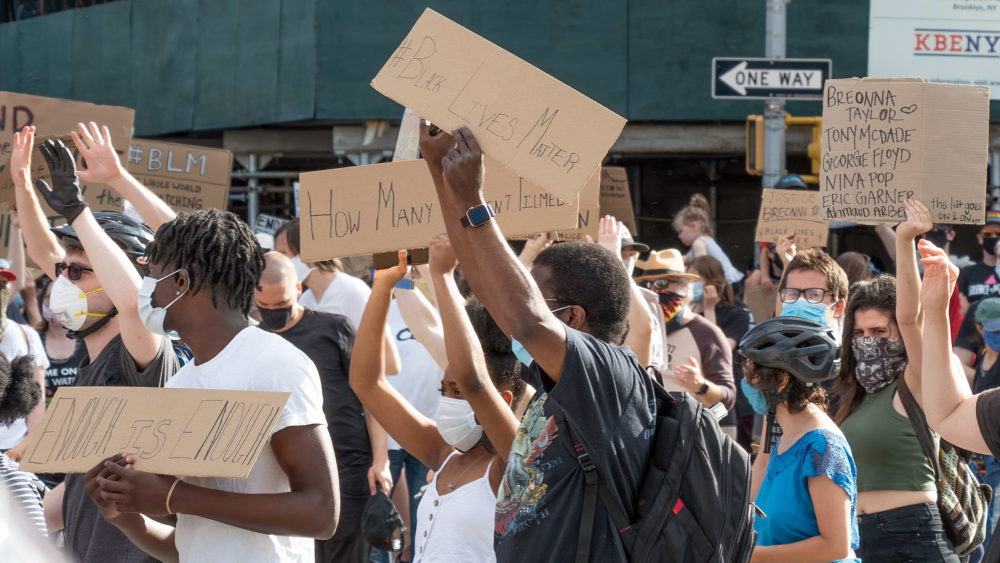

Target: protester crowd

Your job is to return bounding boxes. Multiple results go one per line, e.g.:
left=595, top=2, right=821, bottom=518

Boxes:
left=0, top=116, right=998, bottom=563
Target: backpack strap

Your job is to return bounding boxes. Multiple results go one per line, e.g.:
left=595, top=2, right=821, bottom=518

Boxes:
left=896, top=376, right=941, bottom=480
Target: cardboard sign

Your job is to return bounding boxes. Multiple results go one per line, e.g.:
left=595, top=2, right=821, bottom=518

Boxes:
left=126, top=139, right=233, bottom=213
left=819, top=78, right=989, bottom=224
left=371, top=8, right=627, bottom=201
left=744, top=284, right=778, bottom=324
left=551, top=169, right=601, bottom=242
left=599, top=167, right=636, bottom=234
left=754, top=189, right=829, bottom=248
left=0, top=92, right=133, bottom=213
left=662, top=326, right=701, bottom=393
left=19, top=387, right=289, bottom=478
left=299, top=157, right=579, bottom=261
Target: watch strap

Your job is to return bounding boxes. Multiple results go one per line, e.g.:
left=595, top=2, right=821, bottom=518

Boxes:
left=695, top=382, right=709, bottom=395
left=460, top=203, right=496, bottom=228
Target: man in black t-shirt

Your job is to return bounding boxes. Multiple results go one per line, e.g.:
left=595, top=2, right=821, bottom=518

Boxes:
left=955, top=214, right=1000, bottom=374
left=420, top=125, right=656, bottom=562
left=255, top=251, right=391, bottom=563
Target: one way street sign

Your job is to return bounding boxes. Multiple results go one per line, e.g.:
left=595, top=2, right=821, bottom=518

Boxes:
left=712, top=57, right=832, bottom=100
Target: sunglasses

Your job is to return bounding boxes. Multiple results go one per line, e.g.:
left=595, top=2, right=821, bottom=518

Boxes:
left=779, top=287, right=832, bottom=304
left=644, top=279, right=683, bottom=292
left=55, top=262, right=95, bottom=281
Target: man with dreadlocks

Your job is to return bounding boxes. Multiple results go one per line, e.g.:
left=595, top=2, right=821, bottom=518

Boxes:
left=11, top=123, right=180, bottom=563
left=86, top=209, right=339, bottom=563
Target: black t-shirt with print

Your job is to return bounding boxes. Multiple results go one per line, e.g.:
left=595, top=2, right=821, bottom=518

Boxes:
left=63, top=335, right=178, bottom=563
left=39, top=333, right=88, bottom=406
left=974, top=354, right=1000, bottom=395
left=712, top=302, right=753, bottom=419
left=494, top=327, right=656, bottom=563
left=958, top=262, right=1000, bottom=304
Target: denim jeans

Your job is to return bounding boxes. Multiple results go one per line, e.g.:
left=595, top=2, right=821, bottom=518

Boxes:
left=858, top=502, right=960, bottom=562
left=369, top=449, right=429, bottom=563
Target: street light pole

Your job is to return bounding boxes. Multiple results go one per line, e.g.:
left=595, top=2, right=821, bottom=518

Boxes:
left=762, top=0, right=787, bottom=190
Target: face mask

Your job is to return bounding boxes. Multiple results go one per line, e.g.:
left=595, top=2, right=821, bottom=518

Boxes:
left=42, top=303, right=62, bottom=328
left=0, top=284, right=9, bottom=330
left=984, top=330, right=1000, bottom=352
left=511, top=338, right=533, bottom=367
left=49, top=276, right=107, bottom=331
left=259, top=306, right=293, bottom=331
left=435, top=397, right=483, bottom=452
left=740, top=379, right=776, bottom=416
left=657, top=291, right=685, bottom=324
left=984, top=237, right=999, bottom=256
left=851, top=336, right=907, bottom=393
left=924, top=230, right=950, bottom=249
left=290, top=255, right=316, bottom=284
left=137, top=268, right=187, bottom=338
left=624, top=255, right=637, bottom=278
left=689, top=282, right=704, bottom=303
left=780, top=297, right=830, bottom=326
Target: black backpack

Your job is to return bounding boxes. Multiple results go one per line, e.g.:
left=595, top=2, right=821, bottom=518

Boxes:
left=567, top=378, right=756, bottom=562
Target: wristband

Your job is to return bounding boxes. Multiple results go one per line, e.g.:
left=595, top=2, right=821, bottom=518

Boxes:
left=695, top=382, right=709, bottom=396
left=165, top=477, right=182, bottom=515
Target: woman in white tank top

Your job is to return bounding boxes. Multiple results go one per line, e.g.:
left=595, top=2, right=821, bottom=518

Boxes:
left=351, top=246, right=528, bottom=562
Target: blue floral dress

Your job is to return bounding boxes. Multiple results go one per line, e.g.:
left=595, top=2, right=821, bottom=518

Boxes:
left=754, top=428, right=861, bottom=562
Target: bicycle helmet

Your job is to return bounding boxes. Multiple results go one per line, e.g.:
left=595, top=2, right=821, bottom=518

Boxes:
left=51, top=211, right=154, bottom=264
left=772, top=174, right=809, bottom=191
left=738, top=316, right=840, bottom=384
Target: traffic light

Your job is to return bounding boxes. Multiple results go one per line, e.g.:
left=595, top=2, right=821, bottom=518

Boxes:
left=744, top=114, right=822, bottom=184
left=745, top=115, right=764, bottom=176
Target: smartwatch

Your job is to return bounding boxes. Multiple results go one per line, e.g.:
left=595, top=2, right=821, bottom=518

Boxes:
left=695, top=382, right=709, bottom=396
left=460, top=204, right=496, bottom=228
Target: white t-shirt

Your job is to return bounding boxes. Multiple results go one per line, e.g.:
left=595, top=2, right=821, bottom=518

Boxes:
left=386, top=301, right=442, bottom=451
left=637, top=286, right=668, bottom=372
left=299, top=273, right=371, bottom=327
left=166, top=327, right=327, bottom=563
left=0, top=323, right=50, bottom=448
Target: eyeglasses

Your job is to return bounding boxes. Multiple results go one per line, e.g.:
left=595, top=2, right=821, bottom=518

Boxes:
left=779, top=287, right=832, bottom=304
left=983, top=232, right=1000, bottom=239
left=644, top=279, right=681, bottom=292
left=55, top=262, right=94, bottom=281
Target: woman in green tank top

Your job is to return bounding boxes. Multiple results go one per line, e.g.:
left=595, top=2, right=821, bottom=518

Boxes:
left=833, top=200, right=959, bottom=562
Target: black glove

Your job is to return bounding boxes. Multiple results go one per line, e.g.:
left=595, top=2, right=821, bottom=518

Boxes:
left=36, top=139, right=88, bottom=224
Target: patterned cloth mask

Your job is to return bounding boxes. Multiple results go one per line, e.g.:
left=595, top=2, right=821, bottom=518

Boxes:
left=657, top=291, right=685, bottom=324
left=851, top=336, right=907, bottom=393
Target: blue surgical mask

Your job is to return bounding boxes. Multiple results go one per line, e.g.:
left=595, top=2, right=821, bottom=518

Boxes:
left=511, top=338, right=533, bottom=367
left=780, top=297, right=830, bottom=325
left=985, top=330, right=1000, bottom=352
left=689, top=282, right=704, bottom=303
left=740, top=379, right=772, bottom=416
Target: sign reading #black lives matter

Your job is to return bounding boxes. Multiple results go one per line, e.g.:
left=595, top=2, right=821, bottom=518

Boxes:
left=820, top=78, right=988, bottom=225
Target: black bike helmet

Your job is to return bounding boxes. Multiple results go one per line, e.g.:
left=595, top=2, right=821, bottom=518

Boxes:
left=51, top=211, right=154, bottom=265
left=772, top=174, right=809, bottom=191
left=738, top=316, right=840, bottom=384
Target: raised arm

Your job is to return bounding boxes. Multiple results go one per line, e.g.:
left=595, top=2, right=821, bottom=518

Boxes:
left=36, top=139, right=160, bottom=367
left=392, top=282, right=448, bottom=369
left=11, top=127, right=64, bottom=279
left=365, top=413, right=393, bottom=495
left=7, top=220, right=26, bottom=294
left=428, top=235, right=519, bottom=460
left=348, top=250, right=452, bottom=471
left=918, top=240, right=990, bottom=453
left=419, top=124, right=568, bottom=381
left=895, top=199, right=931, bottom=400
left=72, top=122, right=176, bottom=232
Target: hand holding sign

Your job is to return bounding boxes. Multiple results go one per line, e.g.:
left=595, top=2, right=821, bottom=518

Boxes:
left=441, top=127, right=486, bottom=210
left=373, top=250, right=410, bottom=287
left=96, top=454, right=178, bottom=516
left=419, top=119, right=453, bottom=180
left=85, top=454, right=131, bottom=523
left=896, top=199, right=932, bottom=241
left=72, top=122, right=125, bottom=185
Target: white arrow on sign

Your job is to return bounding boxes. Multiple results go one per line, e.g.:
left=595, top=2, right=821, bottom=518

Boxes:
left=720, top=61, right=822, bottom=96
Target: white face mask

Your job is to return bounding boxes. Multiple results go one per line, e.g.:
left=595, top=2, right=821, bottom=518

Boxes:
left=435, top=397, right=483, bottom=452
left=290, top=255, right=316, bottom=284
left=624, top=254, right=637, bottom=278
left=49, top=276, right=106, bottom=331
left=137, top=268, right=187, bottom=338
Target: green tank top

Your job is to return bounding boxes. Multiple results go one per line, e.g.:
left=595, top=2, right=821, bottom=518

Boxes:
left=840, top=379, right=937, bottom=493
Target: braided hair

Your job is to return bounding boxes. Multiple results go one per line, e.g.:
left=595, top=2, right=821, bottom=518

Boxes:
left=145, top=209, right=264, bottom=318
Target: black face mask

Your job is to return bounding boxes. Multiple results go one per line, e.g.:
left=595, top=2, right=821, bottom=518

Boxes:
left=259, top=306, right=293, bottom=331
left=923, top=230, right=950, bottom=249
left=984, top=237, right=999, bottom=257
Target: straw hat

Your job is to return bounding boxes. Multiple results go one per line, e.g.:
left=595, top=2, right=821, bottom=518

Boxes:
left=635, top=249, right=699, bottom=282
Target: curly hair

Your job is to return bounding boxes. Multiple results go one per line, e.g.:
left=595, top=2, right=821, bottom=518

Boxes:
left=533, top=242, right=631, bottom=345
left=673, top=194, right=713, bottom=236
left=145, top=209, right=265, bottom=318
left=0, top=354, right=41, bottom=426
left=744, top=360, right=827, bottom=414
left=833, top=274, right=901, bottom=425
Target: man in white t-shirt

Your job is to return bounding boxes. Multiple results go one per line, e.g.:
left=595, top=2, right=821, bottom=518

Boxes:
left=0, top=259, right=50, bottom=460
left=87, top=209, right=339, bottom=563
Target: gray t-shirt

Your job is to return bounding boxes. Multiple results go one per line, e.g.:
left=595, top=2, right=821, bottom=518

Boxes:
left=63, top=334, right=179, bottom=563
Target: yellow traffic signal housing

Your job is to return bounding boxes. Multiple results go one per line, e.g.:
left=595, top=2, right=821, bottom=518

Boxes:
left=745, top=115, right=765, bottom=176
left=785, top=114, right=821, bottom=184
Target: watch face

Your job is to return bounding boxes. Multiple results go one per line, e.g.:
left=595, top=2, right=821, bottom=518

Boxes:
left=467, top=206, right=491, bottom=225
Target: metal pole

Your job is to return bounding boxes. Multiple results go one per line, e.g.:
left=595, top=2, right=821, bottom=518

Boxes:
left=990, top=151, right=1000, bottom=211
left=762, top=0, right=787, bottom=190
left=247, top=154, right=259, bottom=226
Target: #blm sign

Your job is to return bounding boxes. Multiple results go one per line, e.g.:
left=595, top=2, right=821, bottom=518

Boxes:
left=599, top=167, right=636, bottom=234
left=755, top=189, right=829, bottom=248
left=126, top=139, right=234, bottom=213
left=298, top=157, right=579, bottom=261
left=0, top=92, right=134, bottom=213
left=820, top=78, right=989, bottom=224
left=371, top=8, right=626, bottom=202
left=19, top=387, right=289, bottom=479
